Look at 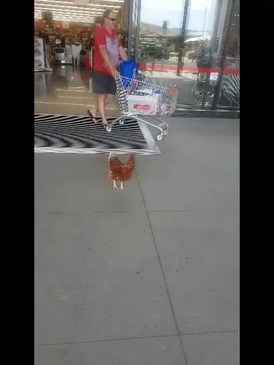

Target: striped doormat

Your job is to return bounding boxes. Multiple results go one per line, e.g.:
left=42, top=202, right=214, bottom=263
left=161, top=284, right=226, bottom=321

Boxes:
left=34, top=113, right=160, bottom=155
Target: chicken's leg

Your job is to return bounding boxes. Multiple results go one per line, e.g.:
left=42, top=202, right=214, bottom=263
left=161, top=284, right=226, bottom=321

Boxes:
left=113, top=180, right=119, bottom=190
left=120, top=182, right=125, bottom=190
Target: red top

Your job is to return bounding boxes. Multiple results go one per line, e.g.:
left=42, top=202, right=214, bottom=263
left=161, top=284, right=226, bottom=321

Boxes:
left=93, top=26, right=121, bottom=74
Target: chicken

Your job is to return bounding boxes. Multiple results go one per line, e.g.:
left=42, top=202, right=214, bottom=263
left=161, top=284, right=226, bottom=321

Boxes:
left=108, top=152, right=135, bottom=190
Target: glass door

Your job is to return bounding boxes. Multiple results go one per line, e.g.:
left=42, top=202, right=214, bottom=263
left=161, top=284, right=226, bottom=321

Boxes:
left=128, top=0, right=239, bottom=110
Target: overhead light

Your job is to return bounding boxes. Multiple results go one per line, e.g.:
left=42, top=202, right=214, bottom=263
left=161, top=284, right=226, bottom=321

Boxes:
left=35, top=13, right=94, bottom=23
left=35, top=4, right=113, bottom=11
left=74, top=0, right=89, bottom=5
left=35, top=12, right=94, bottom=19
left=34, top=0, right=121, bottom=23
left=34, top=7, right=118, bottom=15
left=35, top=12, right=92, bottom=18
left=35, top=16, right=94, bottom=22
left=35, top=7, right=102, bottom=16
left=35, top=0, right=121, bottom=8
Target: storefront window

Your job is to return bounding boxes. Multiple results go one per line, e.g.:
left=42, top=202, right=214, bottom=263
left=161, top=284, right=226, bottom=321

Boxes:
left=129, top=0, right=239, bottom=111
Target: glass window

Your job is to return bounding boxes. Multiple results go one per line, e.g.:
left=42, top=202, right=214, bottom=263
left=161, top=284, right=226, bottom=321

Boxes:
left=135, top=0, right=221, bottom=108
left=130, top=0, right=239, bottom=110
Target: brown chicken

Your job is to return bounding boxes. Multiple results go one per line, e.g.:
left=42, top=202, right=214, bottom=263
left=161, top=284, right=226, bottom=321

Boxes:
left=108, top=152, right=135, bottom=190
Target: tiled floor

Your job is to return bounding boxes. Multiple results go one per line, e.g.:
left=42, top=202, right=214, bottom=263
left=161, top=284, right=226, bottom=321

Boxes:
left=35, top=66, right=239, bottom=365
left=35, top=65, right=120, bottom=117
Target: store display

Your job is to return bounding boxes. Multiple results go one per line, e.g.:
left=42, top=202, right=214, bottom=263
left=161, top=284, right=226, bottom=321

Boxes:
left=34, top=19, right=122, bottom=70
left=35, top=37, right=46, bottom=71
left=54, top=47, right=65, bottom=63
left=71, top=44, right=82, bottom=64
left=35, top=37, right=52, bottom=71
left=65, top=44, right=73, bottom=64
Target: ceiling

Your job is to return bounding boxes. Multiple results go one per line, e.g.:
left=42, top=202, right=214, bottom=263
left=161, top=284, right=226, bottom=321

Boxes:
left=34, top=0, right=124, bottom=24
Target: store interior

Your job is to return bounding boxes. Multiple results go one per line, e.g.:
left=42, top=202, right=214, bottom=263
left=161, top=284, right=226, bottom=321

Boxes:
left=35, top=1, right=127, bottom=117
left=34, top=0, right=127, bottom=69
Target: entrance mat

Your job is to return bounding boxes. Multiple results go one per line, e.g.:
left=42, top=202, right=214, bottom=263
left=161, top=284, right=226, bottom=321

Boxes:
left=35, top=113, right=160, bottom=155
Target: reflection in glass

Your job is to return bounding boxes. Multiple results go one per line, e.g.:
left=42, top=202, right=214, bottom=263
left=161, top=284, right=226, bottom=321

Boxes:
left=217, top=0, right=239, bottom=108
left=128, top=0, right=239, bottom=110
left=136, top=0, right=223, bottom=107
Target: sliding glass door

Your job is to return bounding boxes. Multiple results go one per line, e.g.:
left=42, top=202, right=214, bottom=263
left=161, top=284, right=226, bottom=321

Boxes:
left=127, top=0, right=239, bottom=111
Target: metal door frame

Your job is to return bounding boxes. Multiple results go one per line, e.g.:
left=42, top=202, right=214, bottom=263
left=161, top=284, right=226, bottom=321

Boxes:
left=127, top=0, right=142, bottom=61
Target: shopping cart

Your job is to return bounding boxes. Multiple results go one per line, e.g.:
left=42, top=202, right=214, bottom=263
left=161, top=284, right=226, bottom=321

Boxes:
left=104, top=74, right=179, bottom=141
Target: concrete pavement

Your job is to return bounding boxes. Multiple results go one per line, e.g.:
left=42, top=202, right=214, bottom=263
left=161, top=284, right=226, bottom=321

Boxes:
left=35, top=117, right=239, bottom=365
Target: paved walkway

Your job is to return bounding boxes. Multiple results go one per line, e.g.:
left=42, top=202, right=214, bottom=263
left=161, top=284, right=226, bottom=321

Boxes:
left=35, top=117, right=239, bottom=365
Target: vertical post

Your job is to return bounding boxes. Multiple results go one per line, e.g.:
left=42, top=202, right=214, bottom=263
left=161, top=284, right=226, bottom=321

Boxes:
left=177, top=0, right=190, bottom=76
left=212, top=0, right=235, bottom=109
left=127, top=0, right=135, bottom=60
left=201, top=0, right=223, bottom=108
left=134, top=0, right=142, bottom=62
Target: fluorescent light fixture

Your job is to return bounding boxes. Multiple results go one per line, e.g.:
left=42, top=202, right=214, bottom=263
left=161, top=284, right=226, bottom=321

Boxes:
left=34, top=0, right=121, bottom=23
left=35, top=13, right=94, bottom=19
left=35, top=7, right=102, bottom=16
left=35, top=4, right=113, bottom=11
left=74, top=0, right=89, bottom=5
left=35, top=0, right=121, bottom=8
left=35, top=12, right=93, bottom=19
left=35, top=14, right=94, bottom=22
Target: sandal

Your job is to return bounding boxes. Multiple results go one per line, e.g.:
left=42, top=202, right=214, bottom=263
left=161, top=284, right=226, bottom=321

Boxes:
left=102, top=121, right=111, bottom=130
left=87, top=110, right=97, bottom=123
